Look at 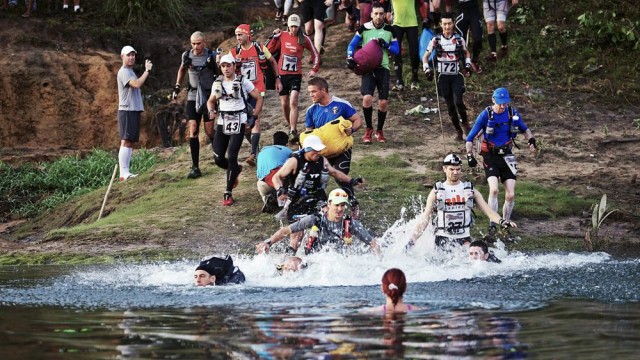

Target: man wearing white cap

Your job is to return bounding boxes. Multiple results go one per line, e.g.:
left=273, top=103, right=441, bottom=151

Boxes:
left=271, top=135, right=363, bottom=251
left=267, top=14, right=320, bottom=141
left=206, top=54, right=264, bottom=206
left=117, top=45, right=152, bottom=181
left=257, top=188, right=380, bottom=256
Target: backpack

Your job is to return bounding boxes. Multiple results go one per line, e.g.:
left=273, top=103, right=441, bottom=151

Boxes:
left=182, top=48, right=221, bottom=114
left=213, top=74, right=254, bottom=116
left=234, top=41, right=268, bottom=72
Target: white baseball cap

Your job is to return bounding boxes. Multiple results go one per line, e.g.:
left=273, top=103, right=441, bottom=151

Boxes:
left=288, top=14, right=301, bottom=27
left=219, top=54, right=236, bottom=65
left=302, top=135, right=326, bottom=152
left=121, top=45, right=137, bottom=55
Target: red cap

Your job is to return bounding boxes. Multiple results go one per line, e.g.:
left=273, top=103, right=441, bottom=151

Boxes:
left=235, top=24, right=251, bottom=39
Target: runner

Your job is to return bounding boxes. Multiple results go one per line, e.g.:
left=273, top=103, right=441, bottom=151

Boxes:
left=455, top=0, right=484, bottom=73
left=257, top=188, right=380, bottom=255
left=271, top=135, right=364, bottom=252
left=422, top=12, right=473, bottom=141
left=206, top=54, right=263, bottom=206
left=483, top=0, right=518, bottom=62
left=303, top=77, right=363, bottom=213
left=468, top=240, right=501, bottom=263
left=347, top=1, right=399, bottom=144
left=256, top=131, right=292, bottom=213
left=194, top=255, right=246, bottom=286
left=465, top=87, right=536, bottom=230
left=407, top=153, right=515, bottom=249
left=230, top=24, right=282, bottom=166
left=389, top=0, right=427, bottom=91
left=172, top=31, right=221, bottom=179
left=267, top=14, right=320, bottom=142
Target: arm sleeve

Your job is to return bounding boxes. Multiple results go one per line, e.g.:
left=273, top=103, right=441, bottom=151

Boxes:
left=347, top=33, right=362, bottom=57
left=289, top=214, right=317, bottom=233
left=351, top=220, right=374, bottom=245
left=465, top=110, right=488, bottom=142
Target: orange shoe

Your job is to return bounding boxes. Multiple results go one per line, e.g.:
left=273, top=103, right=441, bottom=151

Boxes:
left=222, top=193, right=235, bottom=206
left=362, top=128, right=373, bottom=143
left=375, top=130, right=387, bottom=143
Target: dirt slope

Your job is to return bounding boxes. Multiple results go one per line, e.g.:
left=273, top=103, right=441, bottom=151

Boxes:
left=0, top=3, right=638, bottom=258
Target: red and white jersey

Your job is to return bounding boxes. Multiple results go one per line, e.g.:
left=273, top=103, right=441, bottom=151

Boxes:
left=229, top=43, right=272, bottom=93
left=267, top=31, right=320, bottom=75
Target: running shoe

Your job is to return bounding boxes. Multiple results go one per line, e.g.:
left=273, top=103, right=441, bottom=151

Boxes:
left=375, top=130, right=387, bottom=143
left=288, top=130, right=299, bottom=144
left=187, top=167, right=202, bottom=179
left=500, top=45, right=509, bottom=58
left=392, top=80, right=404, bottom=91
left=471, top=62, right=483, bottom=74
left=222, top=193, right=235, bottom=206
left=275, top=9, right=283, bottom=21
left=362, top=128, right=373, bottom=143
left=119, top=173, right=138, bottom=182
left=485, top=52, right=498, bottom=62
left=245, top=153, right=256, bottom=167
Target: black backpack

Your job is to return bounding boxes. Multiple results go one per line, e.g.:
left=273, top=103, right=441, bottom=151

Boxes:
left=180, top=48, right=221, bottom=114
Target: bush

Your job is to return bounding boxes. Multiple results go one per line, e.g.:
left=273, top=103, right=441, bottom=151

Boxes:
left=577, top=10, right=640, bottom=50
left=101, top=0, right=186, bottom=29
left=0, top=149, right=157, bottom=219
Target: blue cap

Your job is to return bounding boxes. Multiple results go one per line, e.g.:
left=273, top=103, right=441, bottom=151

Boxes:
left=493, top=87, right=511, bottom=105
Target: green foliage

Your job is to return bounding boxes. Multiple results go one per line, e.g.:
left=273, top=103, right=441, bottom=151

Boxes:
left=584, top=194, right=618, bottom=251
left=577, top=10, right=640, bottom=50
left=0, top=149, right=157, bottom=219
left=633, top=118, right=640, bottom=129
left=101, top=0, right=186, bottom=28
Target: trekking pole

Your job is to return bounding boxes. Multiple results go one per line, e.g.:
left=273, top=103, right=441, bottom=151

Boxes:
left=432, top=71, right=446, bottom=150
left=98, top=164, right=118, bottom=221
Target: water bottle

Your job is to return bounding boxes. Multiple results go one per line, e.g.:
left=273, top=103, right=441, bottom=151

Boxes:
left=510, top=115, right=521, bottom=134
left=486, top=118, right=495, bottom=135
left=320, top=167, right=329, bottom=189
left=293, top=164, right=308, bottom=193
left=212, top=81, right=222, bottom=99
left=343, top=216, right=353, bottom=245
left=304, top=225, right=319, bottom=255
left=232, top=81, right=241, bottom=98
left=435, top=189, right=445, bottom=211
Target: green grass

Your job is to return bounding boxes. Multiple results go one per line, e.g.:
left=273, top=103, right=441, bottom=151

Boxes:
left=0, top=249, right=185, bottom=265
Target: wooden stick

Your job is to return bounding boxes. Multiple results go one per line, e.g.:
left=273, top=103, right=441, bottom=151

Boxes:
left=98, top=164, right=118, bottom=221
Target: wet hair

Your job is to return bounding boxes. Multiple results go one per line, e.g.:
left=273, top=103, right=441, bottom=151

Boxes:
left=441, top=12, right=455, bottom=21
left=308, top=77, right=329, bottom=91
left=469, top=240, right=489, bottom=254
left=381, top=268, right=407, bottom=306
left=273, top=131, right=289, bottom=146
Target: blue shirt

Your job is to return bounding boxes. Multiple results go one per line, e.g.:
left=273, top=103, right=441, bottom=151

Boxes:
left=466, top=106, right=528, bottom=146
left=305, top=96, right=357, bottom=129
left=256, top=145, right=292, bottom=180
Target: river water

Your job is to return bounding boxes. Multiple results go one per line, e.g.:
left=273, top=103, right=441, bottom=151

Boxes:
left=1, top=220, right=639, bottom=359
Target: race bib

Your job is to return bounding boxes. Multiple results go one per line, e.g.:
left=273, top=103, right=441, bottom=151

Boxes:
left=281, top=54, right=298, bottom=72
left=437, top=61, right=459, bottom=75
left=444, top=210, right=466, bottom=235
left=241, top=61, right=257, bottom=82
left=222, top=113, right=241, bottom=135
left=504, top=154, right=518, bottom=176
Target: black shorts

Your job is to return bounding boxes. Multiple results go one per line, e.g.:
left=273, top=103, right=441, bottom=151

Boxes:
left=186, top=100, right=211, bottom=123
left=302, top=0, right=327, bottom=22
left=118, top=110, right=141, bottom=142
left=360, top=67, right=390, bottom=99
left=437, top=73, right=465, bottom=98
left=279, top=74, right=302, bottom=96
left=482, top=151, right=517, bottom=182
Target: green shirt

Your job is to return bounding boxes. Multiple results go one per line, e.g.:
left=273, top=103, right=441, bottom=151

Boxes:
left=391, top=0, right=419, bottom=27
left=359, top=22, right=396, bottom=70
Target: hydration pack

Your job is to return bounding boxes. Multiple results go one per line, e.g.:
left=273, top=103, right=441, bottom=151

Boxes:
left=182, top=48, right=221, bottom=114
left=234, top=41, right=269, bottom=71
left=485, top=105, right=520, bottom=139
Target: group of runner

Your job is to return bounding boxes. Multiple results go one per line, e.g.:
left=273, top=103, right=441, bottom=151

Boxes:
left=117, top=2, right=534, bottom=276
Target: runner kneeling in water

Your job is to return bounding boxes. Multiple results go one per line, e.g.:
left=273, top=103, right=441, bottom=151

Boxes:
left=257, top=188, right=380, bottom=256
left=193, top=255, right=246, bottom=286
left=275, top=256, right=308, bottom=273
left=407, top=153, right=516, bottom=250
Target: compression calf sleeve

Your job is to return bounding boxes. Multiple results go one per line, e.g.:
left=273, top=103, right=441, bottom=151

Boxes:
left=118, top=146, right=129, bottom=176
left=488, top=195, right=499, bottom=214
left=499, top=31, right=508, bottom=47
left=190, top=137, right=200, bottom=168
left=503, top=200, right=514, bottom=221
left=250, top=133, right=260, bottom=155
left=363, top=106, right=373, bottom=129
left=377, top=110, right=387, bottom=131
left=488, top=33, right=497, bottom=53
